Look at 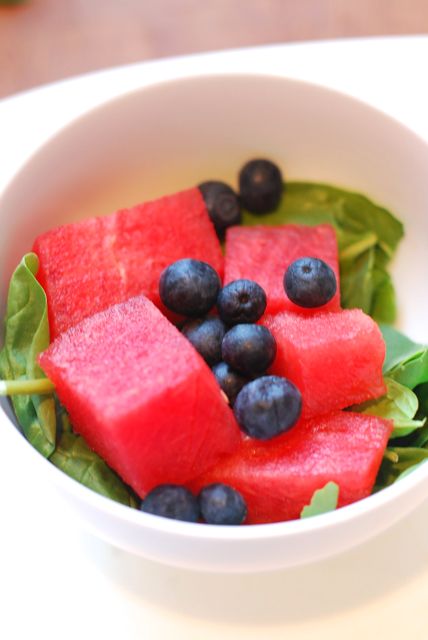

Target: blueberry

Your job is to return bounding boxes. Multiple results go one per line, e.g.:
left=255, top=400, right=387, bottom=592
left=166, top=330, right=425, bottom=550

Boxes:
left=222, top=324, right=276, bottom=376
left=159, top=258, right=221, bottom=316
left=182, top=317, right=226, bottom=365
left=198, top=181, right=242, bottom=237
left=234, top=375, right=302, bottom=440
left=212, top=361, right=248, bottom=405
left=141, top=484, right=200, bottom=522
left=239, top=159, right=283, bottom=214
left=284, top=257, right=337, bottom=308
left=199, top=483, right=247, bottom=525
left=217, top=279, right=267, bottom=325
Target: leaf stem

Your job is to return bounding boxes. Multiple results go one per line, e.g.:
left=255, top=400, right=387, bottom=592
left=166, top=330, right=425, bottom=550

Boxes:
left=0, top=378, right=56, bottom=396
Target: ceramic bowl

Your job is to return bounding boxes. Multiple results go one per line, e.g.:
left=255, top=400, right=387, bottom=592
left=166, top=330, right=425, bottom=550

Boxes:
left=1, top=72, right=428, bottom=572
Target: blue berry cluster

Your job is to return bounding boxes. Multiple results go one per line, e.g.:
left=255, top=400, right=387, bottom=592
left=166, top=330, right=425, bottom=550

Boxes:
left=198, top=158, right=284, bottom=239
left=141, top=482, right=247, bottom=525
left=152, top=159, right=339, bottom=525
left=159, top=257, right=301, bottom=441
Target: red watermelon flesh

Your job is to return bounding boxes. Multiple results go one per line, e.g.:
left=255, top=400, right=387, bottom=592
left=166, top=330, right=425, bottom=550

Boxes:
left=224, top=224, right=340, bottom=315
left=190, top=412, right=392, bottom=524
left=38, top=294, right=241, bottom=496
left=263, top=309, right=386, bottom=418
left=33, top=188, right=223, bottom=338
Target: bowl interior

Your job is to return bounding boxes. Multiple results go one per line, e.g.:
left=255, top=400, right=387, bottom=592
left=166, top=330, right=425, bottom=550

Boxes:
left=1, top=74, right=427, bottom=340
left=1, top=73, right=428, bottom=570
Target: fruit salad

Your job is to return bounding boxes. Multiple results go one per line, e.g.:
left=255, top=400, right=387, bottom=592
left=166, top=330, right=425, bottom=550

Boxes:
left=1, top=158, right=427, bottom=525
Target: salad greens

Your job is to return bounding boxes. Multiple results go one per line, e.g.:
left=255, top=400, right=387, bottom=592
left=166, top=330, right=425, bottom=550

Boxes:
left=353, top=378, right=425, bottom=439
left=300, top=482, right=339, bottom=518
left=380, top=324, right=428, bottom=389
left=0, top=253, right=56, bottom=457
left=51, top=408, right=138, bottom=507
left=1, top=182, right=427, bottom=521
left=243, top=182, right=404, bottom=323
left=0, top=253, right=137, bottom=506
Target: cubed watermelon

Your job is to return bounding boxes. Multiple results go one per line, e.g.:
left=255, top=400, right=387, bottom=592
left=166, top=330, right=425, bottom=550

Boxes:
left=224, top=224, right=340, bottom=315
left=263, top=309, right=386, bottom=418
left=190, top=412, right=392, bottom=524
left=38, top=295, right=241, bottom=496
left=33, top=188, right=223, bottom=338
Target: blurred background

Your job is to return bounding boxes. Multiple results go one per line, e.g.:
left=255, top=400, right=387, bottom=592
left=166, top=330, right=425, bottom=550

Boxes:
left=0, top=0, right=427, bottom=99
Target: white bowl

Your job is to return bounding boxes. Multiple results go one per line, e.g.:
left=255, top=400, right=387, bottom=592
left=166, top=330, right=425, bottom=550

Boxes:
left=1, top=73, right=428, bottom=573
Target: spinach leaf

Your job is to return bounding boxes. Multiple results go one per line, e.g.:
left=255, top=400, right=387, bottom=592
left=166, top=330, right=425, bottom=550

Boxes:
left=300, top=481, right=339, bottom=518
left=352, top=378, right=426, bottom=439
left=243, top=182, right=403, bottom=322
left=0, top=253, right=56, bottom=456
left=380, top=324, right=428, bottom=389
left=50, top=404, right=138, bottom=507
left=375, top=447, right=428, bottom=489
left=50, top=432, right=139, bottom=508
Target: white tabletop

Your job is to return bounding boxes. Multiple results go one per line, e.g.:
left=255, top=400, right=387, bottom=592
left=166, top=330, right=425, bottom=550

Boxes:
left=1, top=36, right=428, bottom=640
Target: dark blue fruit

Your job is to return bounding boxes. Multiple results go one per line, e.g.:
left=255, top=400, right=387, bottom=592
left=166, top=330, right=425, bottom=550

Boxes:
left=159, top=258, right=221, bottom=316
left=199, top=483, right=247, bottom=525
left=182, top=317, right=226, bottom=366
left=221, top=324, right=276, bottom=376
left=239, top=159, right=283, bottom=214
left=141, top=484, right=200, bottom=522
left=234, top=375, right=302, bottom=440
left=284, top=257, right=337, bottom=308
left=212, top=361, right=248, bottom=405
left=198, top=181, right=242, bottom=237
left=217, top=279, right=267, bottom=325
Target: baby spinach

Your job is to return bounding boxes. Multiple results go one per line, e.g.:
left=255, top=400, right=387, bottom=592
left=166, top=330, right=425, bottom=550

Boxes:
left=0, top=253, right=56, bottom=456
left=0, top=255, right=137, bottom=506
left=300, top=481, right=339, bottom=518
left=376, top=447, right=428, bottom=490
left=243, top=182, right=403, bottom=323
left=380, top=324, right=428, bottom=389
left=353, top=378, right=426, bottom=439
left=51, top=408, right=138, bottom=507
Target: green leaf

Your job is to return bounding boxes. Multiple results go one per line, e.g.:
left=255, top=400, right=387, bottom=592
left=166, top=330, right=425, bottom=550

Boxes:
left=300, top=481, right=339, bottom=518
left=380, top=324, right=428, bottom=389
left=242, top=182, right=403, bottom=322
left=50, top=431, right=138, bottom=507
left=353, top=378, right=426, bottom=439
left=0, top=253, right=55, bottom=456
left=50, top=404, right=138, bottom=507
left=376, top=447, right=428, bottom=489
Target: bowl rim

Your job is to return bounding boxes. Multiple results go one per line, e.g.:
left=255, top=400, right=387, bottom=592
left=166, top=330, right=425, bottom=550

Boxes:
left=1, top=69, right=428, bottom=540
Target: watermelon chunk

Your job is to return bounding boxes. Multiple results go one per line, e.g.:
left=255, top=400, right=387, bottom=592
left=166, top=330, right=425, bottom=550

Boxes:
left=190, top=412, right=392, bottom=524
left=38, top=295, right=240, bottom=496
left=224, top=224, right=340, bottom=315
left=263, top=309, right=386, bottom=418
left=33, top=188, right=223, bottom=338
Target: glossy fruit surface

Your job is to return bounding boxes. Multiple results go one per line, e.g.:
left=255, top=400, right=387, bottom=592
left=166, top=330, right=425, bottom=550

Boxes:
left=159, top=258, right=221, bottom=317
left=198, top=181, right=241, bottom=237
left=212, top=361, right=248, bottom=405
left=239, top=159, right=283, bottom=214
left=234, top=375, right=302, bottom=439
left=199, top=483, right=247, bottom=525
left=222, top=324, right=276, bottom=376
left=141, top=484, right=200, bottom=522
left=182, top=317, right=226, bottom=365
left=284, top=257, right=337, bottom=308
left=217, top=279, right=267, bottom=325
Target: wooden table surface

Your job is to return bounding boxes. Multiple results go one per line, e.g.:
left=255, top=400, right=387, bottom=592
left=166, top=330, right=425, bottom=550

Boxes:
left=0, top=0, right=427, bottom=98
